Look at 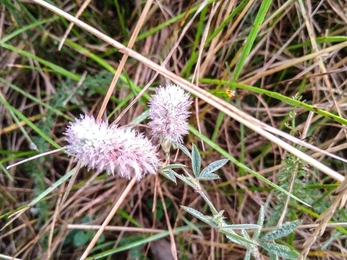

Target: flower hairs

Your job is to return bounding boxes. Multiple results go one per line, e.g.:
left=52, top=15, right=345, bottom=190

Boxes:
left=64, top=83, right=191, bottom=178
left=148, top=83, right=192, bottom=151
left=64, top=115, right=159, bottom=180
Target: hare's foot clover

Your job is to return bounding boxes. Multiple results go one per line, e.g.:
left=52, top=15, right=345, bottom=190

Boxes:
left=148, top=84, right=192, bottom=152
left=64, top=114, right=159, bottom=180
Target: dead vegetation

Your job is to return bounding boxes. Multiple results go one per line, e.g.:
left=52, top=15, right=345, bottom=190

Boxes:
left=1, top=0, right=347, bottom=259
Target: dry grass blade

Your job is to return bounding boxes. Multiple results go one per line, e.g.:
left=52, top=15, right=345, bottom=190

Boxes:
left=97, top=0, right=154, bottom=122
left=299, top=177, right=347, bottom=259
left=58, top=0, right=92, bottom=51
left=80, top=177, right=137, bottom=260
left=31, top=0, right=345, bottom=183
left=241, top=41, right=347, bottom=85
left=3, top=1, right=347, bottom=259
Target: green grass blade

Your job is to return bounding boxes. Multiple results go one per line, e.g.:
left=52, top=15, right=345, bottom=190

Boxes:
left=201, top=78, right=347, bottom=125
left=190, top=126, right=310, bottom=206
left=232, top=0, right=272, bottom=81
left=0, top=43, right=80, bottom=81
left=0, top=78, right=71, bottom=120
left=0, top=97, right=61, bottom=149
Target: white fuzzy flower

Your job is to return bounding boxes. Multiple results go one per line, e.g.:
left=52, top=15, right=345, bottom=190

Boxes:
left=148, top=84, right=192, bottom=147
left=64, top=115, right=159, bottom=180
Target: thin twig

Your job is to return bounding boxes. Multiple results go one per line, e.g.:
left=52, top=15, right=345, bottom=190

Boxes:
left=80, top=177, right=137, bottom=260
left=97, top=0, right=154, bottom=121
left=58, top=0, right=92, bottom=51
left=6, top=147, right=65, bottom=169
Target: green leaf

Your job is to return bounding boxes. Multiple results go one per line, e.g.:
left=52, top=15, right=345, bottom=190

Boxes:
left=223, top=233, right=258, bottom=248
left=181, top=207, right=258, bottom=248
left=220, top=224, right=261, bottom=230
left=161, top=163, right=187, bottom=170
left=260, top=242, right=299, bottom=259
left=0, top=97, right=61, bottom=149
left=181, top=206, right=216, bottom=228
left=232, top=0, right=272, bottom=81
left=198, top=172, right=220, bottom=181
left=269, top=253, right=278, bottom=260
left=73, top=231, right=92, bottom=247
left=160, top=169, right=177, bottom=184
left=191, top=144, right=201, bottom=177
left=244, top=250, right=251, bottom=260
left=176, top=143, right=192, bottom=159
left=199, top=159, right=229, bottom=176
left=261, top=220, right=301, bottom=241
left=253, top=205, right=265, bottom=240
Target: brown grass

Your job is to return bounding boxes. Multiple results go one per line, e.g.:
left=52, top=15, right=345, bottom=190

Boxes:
left=1, top=0, right=347, bottom=259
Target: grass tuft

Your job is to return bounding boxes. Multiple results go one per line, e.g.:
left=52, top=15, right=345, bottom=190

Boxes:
left=1, top=0, right=347, bottom=259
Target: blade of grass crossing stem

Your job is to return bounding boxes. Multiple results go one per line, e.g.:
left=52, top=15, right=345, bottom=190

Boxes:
left=0, top=166, right=78, bottom=228
left=182, top=0, right=249, bottom=77
left=206, top=0, right=249, bottom=45
left=237, top=0, right=272, bottom=176
left=62, top=38, right=117, bottom=73
left=28, top=166, right=78, bottom=208
left=88, top=225, right=196, bottom=259
left=190, top=125, right=310, bottom=206
left=135, top=0, right=215, bottom=42
left=0, top=78, right=71, bottom=120
left=0, top=98, right=61, bottom=149
left=237, top=98, right=246, bottom=176
left=0, top=17, right=57, bottom=44
left=0, top=43, right=80, bottom=81
left=114, top=0, right=129, bottom=40
left=212, top=0, right=273, bottom=175
left=232, top=0, right=272, bottom=81
left=201, top=79, right=347, bottom=125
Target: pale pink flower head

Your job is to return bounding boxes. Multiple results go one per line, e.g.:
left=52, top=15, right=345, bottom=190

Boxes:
left=64, top=115, right=159, bottom=180
left=148, top=84, right=192, bottom=148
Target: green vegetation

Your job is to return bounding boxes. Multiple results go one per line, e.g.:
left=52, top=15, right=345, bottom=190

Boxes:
left=1, top=0, right=347, bottom=259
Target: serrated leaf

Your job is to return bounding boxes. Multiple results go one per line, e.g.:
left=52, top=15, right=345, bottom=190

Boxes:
left=198, top=172, right=220, bottom=180
left=160, top=169, right=177, bottom=184
left=261, top=220, right=300, bottom=241
left=200, top=159, right=229, bottom=176
left=191, top=144, right=201, bottom=177
left=260, top=242, right=299, bottom=259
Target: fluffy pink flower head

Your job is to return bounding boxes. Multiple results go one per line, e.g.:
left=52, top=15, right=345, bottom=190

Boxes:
left=148, top=84, right=192, bottom=148
left=64, top=115, right=159, bottom=180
